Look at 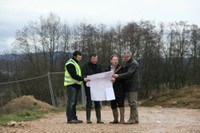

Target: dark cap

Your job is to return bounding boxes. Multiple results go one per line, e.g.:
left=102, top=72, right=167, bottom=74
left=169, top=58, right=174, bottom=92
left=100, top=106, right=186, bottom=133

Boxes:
left=73, top=50, right=82, bottom=57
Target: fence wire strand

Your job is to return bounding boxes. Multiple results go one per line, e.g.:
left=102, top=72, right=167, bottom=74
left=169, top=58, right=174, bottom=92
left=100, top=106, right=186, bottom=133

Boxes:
left=0, top=72, right=73, bottom=108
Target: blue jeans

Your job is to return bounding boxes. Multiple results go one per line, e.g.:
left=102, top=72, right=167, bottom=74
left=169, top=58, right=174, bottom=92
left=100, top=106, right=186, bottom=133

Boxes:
left=66, top=86, right=80, bottom=122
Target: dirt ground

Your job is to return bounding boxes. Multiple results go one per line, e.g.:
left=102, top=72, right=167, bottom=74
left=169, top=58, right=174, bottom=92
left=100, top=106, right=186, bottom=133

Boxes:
left=0, top=107, right=200, bottom=133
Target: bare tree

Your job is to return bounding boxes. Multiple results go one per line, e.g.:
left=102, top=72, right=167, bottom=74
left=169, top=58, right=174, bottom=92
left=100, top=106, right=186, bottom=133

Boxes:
left=14, top=13, right=63, bottom=75
left=8, top=14, right=200, bottom=101
left=40, top=13, right=62, bottom=72
left=190, top=25, right=200, bottom=84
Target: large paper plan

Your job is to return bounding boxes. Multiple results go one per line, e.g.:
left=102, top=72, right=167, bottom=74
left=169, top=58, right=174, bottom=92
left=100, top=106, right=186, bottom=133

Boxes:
left=86, top=71, right=115, bottom=101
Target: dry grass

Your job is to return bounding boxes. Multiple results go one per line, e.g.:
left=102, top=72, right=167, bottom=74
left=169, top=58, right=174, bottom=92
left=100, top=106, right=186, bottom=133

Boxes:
left=141, top=85, right=200, bottom=109
left=0, top=95, right=55, bottom=115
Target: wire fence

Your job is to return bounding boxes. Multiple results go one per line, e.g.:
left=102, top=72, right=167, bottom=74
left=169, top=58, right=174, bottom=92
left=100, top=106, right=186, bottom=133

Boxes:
left=0, top=72, right=86, bottom=108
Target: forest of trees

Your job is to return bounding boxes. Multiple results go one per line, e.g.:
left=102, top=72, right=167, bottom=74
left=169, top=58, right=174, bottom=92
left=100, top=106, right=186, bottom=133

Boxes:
left=1, top=13, right=200, bottom=99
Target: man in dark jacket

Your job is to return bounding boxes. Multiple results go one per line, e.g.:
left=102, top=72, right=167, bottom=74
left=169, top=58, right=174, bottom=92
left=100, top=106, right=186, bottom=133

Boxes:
left=113, top=50, right=140, bottom=124
left=82, top=53, right=104, bottom=124
left=64, top=51, right=89, bottom=124
left=105, top=54, right=125, bottom=124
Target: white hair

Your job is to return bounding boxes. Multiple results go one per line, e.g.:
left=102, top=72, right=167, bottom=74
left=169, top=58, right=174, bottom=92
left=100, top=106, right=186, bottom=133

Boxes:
left=122, top=50, right=132, bottom=56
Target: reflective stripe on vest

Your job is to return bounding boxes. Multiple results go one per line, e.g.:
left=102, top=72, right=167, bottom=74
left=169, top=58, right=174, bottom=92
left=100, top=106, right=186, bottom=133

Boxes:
left=64, top=59, right=82, bottom=86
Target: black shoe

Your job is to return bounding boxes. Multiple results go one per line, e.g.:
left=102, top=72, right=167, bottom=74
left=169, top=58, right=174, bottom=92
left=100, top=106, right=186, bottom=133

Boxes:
left=97, top=121, right=104, bottom=124
left=87, top=121, right=92, bottom=124
left=110, top=121, right=118, bottom=124
left=76, top=119, right=83, bottom=123
left=67, top=120, right=79, bottom=124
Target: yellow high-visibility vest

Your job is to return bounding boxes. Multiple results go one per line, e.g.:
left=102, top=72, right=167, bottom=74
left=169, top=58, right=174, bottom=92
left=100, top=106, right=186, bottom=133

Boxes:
left=64, top=59, right=82, bottom=86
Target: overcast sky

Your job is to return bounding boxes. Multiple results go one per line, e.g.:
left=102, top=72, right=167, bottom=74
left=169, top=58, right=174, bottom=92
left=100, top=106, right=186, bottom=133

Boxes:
left=0, top=0, right=200, bottom=53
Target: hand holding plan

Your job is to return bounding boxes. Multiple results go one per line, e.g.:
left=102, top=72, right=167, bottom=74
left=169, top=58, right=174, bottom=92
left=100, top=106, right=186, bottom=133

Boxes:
left=86, top=71, right=115, bottom=101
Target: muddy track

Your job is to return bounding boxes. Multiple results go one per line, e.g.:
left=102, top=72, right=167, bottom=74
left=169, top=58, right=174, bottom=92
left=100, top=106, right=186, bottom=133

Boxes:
left=0, top=107, right=200, bottom=133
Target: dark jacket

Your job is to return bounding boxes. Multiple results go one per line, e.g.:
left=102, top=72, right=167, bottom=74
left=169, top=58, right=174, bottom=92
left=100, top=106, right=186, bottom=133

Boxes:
left=82, top=62, right=102, bottom=76
left=105, top=65, right=125, bottom=98
left=82, top=62, right=102, bottom=88
left=118, top=58, right=140, bottom=92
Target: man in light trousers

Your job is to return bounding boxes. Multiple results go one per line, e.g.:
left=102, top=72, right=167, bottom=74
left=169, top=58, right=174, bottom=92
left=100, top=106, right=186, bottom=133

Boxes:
left=113, top=50, right=140, bottom=124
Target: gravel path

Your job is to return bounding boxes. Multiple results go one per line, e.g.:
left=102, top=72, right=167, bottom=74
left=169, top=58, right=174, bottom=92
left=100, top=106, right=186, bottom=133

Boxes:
left=0, top=107, right=200, bottom=133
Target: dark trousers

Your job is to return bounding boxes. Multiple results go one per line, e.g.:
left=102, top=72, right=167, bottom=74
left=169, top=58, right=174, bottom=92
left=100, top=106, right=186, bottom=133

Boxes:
left=66, top=86, right=80, bottom=122
left=111, top=97, right=125, bottom=109
left=85, top=86, right=101, bottom=109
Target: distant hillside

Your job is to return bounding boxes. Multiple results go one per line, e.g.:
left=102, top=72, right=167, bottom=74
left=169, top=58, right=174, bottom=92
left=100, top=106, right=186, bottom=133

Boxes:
left=0, top=51, right=71, bottom=61
left=0, top=54, right=25, bottom=61
left=0, top=51, right=71, bottom=74
left=141, top=85, right=200, bottom=109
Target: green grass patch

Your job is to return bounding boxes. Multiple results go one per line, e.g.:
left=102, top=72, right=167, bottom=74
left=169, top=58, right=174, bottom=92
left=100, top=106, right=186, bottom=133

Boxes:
left=195, top=103, right=200, bottom=109
left=0, top=109, right=45, bottom=126
left=155, top=95, right=171, bottom=103
left=0, top=96, right=65, bottom=126
left=177, top=99, right=190, bottom=106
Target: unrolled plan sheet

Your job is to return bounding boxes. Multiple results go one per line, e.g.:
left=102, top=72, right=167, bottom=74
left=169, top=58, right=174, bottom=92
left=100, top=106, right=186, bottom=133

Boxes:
left=86, top=71, right=115, bottom=101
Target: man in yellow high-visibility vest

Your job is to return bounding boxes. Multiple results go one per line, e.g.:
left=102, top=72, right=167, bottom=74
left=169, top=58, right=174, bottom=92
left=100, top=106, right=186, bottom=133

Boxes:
left=64, top=50, right=89, bottom=124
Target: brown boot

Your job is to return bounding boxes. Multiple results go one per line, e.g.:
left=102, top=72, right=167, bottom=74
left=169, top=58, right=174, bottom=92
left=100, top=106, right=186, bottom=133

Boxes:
left=110, top=108, right=118, bottom=124
left=119, top=107, right=125, bottom=124
left=125, top=106, right=139, bottom=124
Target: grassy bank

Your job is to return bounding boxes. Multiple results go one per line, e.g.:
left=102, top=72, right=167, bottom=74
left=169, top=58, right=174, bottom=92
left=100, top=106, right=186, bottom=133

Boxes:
left=0, top=96, right=57, bottom=126
left=141, top=85, right=200, bottom=109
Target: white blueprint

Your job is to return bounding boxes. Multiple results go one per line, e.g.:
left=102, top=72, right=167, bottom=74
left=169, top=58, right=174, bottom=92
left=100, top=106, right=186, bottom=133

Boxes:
left=86, top=71, right=115, bottom=101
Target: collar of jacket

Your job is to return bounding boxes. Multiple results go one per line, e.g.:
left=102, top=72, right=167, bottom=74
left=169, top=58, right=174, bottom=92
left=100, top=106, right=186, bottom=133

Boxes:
left=72, top=57, right=79, bottom=63
left=108, top=64, right=121, bottom=72
left=110, top=64, right=120, bottom=69
left=114, top=65, right=122, bottom=73
left=127, top=57, right=133, bottom=64
left=88, top=62, right=97, bottom=66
